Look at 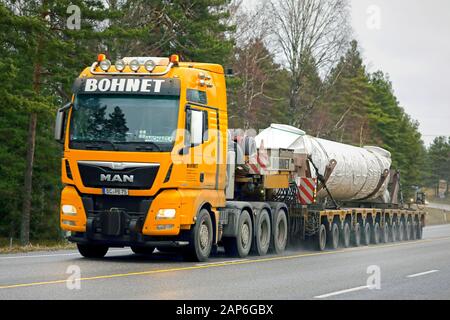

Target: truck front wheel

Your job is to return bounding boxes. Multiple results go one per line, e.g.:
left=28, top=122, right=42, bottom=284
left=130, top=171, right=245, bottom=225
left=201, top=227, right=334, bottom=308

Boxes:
left=77, top=243, right=109, bottom=258
left=184, top=209, right=213, bottom=262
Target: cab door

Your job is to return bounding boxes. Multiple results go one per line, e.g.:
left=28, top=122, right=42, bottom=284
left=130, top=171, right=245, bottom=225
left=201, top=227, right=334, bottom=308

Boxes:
left=185, top=105, right=218, bottom=190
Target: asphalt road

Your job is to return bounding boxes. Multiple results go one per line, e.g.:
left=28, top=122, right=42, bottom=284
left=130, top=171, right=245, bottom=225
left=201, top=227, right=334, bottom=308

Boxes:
left=1, top=224, right=450, bottom=300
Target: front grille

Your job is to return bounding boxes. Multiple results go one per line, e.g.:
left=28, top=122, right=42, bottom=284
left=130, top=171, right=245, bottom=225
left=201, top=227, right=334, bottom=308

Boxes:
left=78, top=162, right=159, bottom=189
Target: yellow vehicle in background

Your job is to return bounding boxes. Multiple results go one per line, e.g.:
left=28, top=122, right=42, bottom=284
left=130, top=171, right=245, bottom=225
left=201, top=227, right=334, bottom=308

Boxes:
left=55, top=54, right=426, bottom=261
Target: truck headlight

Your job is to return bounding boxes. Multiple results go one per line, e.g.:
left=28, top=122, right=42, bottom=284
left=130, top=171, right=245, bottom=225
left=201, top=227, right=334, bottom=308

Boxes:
left=156, top=209, right=176, bottom=220
left=62, top=205, right=77, bottom=216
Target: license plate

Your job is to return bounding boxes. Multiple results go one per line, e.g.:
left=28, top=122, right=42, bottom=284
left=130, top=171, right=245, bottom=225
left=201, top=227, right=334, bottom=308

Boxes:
left=103, top=188, right=129, bottom=196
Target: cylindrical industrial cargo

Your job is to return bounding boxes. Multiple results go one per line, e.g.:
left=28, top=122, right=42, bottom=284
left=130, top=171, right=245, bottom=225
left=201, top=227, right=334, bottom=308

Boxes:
left=255, top=124, right=392, bottom=202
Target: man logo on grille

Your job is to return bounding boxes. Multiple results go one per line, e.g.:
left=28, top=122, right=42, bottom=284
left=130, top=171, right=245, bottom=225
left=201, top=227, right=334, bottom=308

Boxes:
left=100, top=174, right=134, bottom=183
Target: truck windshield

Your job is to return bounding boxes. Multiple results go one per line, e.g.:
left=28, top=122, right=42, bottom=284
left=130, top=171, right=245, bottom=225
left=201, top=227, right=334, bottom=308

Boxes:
left=69, top=94, right=179, bottom=152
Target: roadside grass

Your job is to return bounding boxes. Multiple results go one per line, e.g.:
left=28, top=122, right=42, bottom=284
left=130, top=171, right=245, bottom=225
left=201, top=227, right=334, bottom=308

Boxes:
left=423, top=187, right=450, bottom=205
left=426, top=207, right=450, bottom=226
left=0, top=238, right=75, bottom=254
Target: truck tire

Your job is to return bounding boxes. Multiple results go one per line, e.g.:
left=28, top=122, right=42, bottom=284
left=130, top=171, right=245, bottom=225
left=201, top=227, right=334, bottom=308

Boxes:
left=405, top=221, right=412, bottom=241
left=353, top=222, right=362, bottom=247
left=328, top=222, right=340, bottom=250
left=131, top=246, right=155, bottom=255
left=184, top=209, right=213, bottom=262
left=77, top=243, right=109, bottom=258
left=317, top=224, right=327, bottom=251
left=252, top=209, right=271, bottom=256
left=271, top=209, right=288, bottom=254
left=342, top=222, right=351, bottom=248
left=417, top=222, right=423, bottom=239
left=411, top=221, right=417, bottom=240
left=224, top=210, right=253, bottom=258
left=372, top=222, right=381, bottom=245
left=381, top=224, right=389, bottom=243
left=391, top=222, right=398, bottom=242
left=363, top=223, right=371, bottom=246
left=398, top=221, right=405, bottom=241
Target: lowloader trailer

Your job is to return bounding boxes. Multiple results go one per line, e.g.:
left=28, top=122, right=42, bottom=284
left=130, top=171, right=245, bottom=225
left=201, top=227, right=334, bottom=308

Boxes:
left=55, top=54, right=426, bottom=261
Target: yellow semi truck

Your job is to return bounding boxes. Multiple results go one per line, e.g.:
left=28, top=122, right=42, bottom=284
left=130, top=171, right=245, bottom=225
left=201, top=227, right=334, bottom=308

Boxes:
left=55, top=54, right=426, bottom=261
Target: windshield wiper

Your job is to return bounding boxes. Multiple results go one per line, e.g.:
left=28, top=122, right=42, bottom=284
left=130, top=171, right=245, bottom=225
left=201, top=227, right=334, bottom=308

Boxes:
left=119, top=141, right=162, bottom=152
left=74, top=140, right=118, bottom=151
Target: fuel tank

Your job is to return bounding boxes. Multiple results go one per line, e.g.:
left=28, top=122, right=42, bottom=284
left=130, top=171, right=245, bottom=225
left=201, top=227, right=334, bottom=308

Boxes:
left=255, top=124, right=392, bottom=202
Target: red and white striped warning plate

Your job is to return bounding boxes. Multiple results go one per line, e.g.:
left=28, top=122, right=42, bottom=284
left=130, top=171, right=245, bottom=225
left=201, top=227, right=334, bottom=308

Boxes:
left=296, top=177, right=317, bottom=205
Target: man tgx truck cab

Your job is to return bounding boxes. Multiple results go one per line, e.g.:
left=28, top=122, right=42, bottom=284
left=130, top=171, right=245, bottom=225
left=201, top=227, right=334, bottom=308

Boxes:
left=55, top=54, right=232, bottom=261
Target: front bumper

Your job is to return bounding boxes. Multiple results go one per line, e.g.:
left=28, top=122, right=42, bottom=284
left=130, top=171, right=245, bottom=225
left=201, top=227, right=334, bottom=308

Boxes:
left=68, top=231, right=190, bottom=248
left=60, top=186, right=187, bottom=244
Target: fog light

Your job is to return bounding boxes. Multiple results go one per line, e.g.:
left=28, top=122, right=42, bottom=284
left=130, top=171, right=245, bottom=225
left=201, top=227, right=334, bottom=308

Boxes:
left=157, top=224, right=174, bottom=230
left=156, top=209, right=176, bottom=220
left=62, top=220, right=76, bottom=226
left=99, top=59, right=111, bottom=71
left=62, top=205, right=77, bottom=216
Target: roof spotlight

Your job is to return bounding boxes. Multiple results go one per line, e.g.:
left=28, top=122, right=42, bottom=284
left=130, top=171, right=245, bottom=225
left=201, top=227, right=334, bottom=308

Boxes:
left=115, top=59, right=126, bottom=71
left=99, top=59, right=111, bottom=71
left=129, top=59, right=140, bottom=72
left=144, top=59, right=156, bottom=72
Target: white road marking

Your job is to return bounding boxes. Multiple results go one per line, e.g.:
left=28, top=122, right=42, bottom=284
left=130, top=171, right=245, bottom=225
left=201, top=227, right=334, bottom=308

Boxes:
left=314, top=285, right=369, bottom=299
left=0, top=249, right=130, bottom=260
left=196, top=259, right=250, bottom=267
left=407, top=270, right=439, bottom=278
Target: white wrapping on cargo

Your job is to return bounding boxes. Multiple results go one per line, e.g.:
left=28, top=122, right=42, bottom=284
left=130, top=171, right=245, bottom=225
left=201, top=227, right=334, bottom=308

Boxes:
left=256, top=124, right=392, bottom=202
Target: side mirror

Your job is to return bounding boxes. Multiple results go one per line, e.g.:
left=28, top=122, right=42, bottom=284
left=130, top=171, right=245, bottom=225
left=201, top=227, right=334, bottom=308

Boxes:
left=225, top=68, right=234, bottom=77
left=54, top=102, right=72, bottom=143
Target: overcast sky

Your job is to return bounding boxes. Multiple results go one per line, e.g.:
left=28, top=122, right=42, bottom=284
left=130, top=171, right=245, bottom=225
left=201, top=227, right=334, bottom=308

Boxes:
left=246, top=0, right=450, bottom=145
left=351, top=0, right=450, bottom=146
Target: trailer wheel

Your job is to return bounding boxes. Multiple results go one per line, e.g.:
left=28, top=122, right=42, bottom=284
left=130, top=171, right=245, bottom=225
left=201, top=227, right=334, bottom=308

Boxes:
left=353, top=223, right=362, bottom=247
left=252, top=209, right=271, bottom=256
left=372, top=223, right=381, bottom=245
left=131, top=246, right=155, bottom=255
left=381, top=224, right=389, bottom=243
left=224, top=210, right=253, bottom=258
left=271, top=209, right=288, bottom=254
left=317, top=224, right=327, bottom=251
left=398, top=221, right=405, bottom=241
left=391, top=222, right=398, bottom=242
left=363, top=223, right=371, bottom=246
left=328, top=222, right=340, bottom=250
left=77, top=244, right=109, bottom=258
left=416, top=222, right=423, bottom=240
left=411, top=221, right=417, bottom=240
left=184, top=209, right=213, bottom=262
left=342, top=222, right=351, bottom=248
left=405, top=221, right=412, bottom=241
